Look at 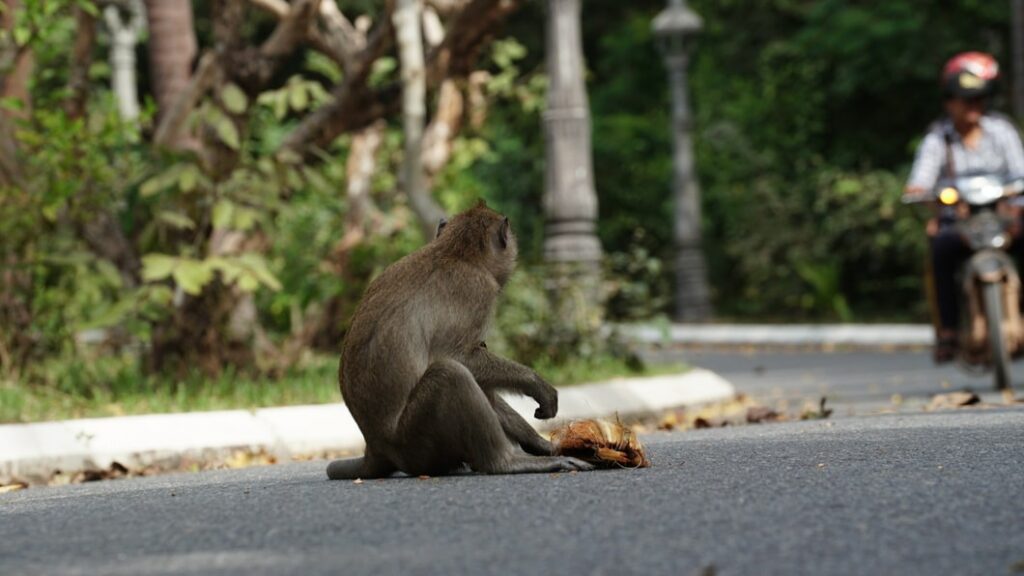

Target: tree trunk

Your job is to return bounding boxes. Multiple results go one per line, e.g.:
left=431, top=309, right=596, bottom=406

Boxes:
left=0, top=0, right=31, bottom=187
left=393, top=0, right=446, bottom=239
left=422, top=79, right=463, bottom=181
left=144, top=0, right=197, bottom=149
left=312, top=121, right=386, bottom=349
left=341, top=122, right=386, bottom=250
left=64, top=4, right=97, bottom=120
left=279, top=0, right=523, bottom=158
left=0, top=5, right=33, bottom=115
left=105, top=0, right=145, bottom=121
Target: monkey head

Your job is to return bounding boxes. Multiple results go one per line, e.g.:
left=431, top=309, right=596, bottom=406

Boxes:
left=434, top=201, right=518, bottom=285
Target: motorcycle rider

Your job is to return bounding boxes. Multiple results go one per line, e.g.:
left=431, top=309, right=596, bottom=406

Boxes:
left=905, top=52, right=1024, bottom=362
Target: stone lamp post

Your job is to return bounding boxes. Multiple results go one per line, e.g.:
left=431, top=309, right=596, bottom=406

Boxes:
left=542, top=0, right=603, bottom=332
left=653, top=0, right=713, bottom=322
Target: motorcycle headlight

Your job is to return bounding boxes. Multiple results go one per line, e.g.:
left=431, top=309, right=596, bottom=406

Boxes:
left=992, top=234, right=1008, bottom=249
left=939, top=187, right=960, bottom=205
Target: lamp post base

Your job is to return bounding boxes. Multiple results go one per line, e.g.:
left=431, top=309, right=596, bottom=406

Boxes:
left=674, top=244, right=712, bottom=322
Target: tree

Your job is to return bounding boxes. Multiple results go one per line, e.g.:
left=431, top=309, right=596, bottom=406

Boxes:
left=394, top=0, right=445, bottom=238
left=136, top=0, right=527, bottom=375
left=104, top=0, right=145, bottom=120
left=144, top=0, right=196, bottom=149
left=0, top=0, right=33, bottom=187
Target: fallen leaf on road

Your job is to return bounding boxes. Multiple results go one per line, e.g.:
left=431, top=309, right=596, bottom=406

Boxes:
left=652, top=394, right=759, bottom=430
left=800, top=397, right=833, bottom=420
left=657, top=409, right=685, bottom=431
left=746, top=406, right=783, bottom=424
left=0, top=483, right=27, bottom=494
left=225, top=450, right=277, bottom=470
left=926, top=391, right=980, bottom=411
left=552, top=417, right=650, bottom=468
left=73, top=461, right=132, bottom=483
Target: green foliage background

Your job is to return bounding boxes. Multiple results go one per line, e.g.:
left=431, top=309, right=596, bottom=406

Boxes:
left=0, top=0, right=1017, bottom=415
left=485, top=0, right=1011, bottom=321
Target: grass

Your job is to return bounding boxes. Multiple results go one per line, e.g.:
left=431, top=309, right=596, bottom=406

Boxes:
left=0, top=355, right=341, bottom=424
left=0, top=354, right=686, bottom=424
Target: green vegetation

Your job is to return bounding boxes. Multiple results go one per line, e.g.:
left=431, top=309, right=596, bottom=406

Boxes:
left=0, top=1, right=1014, bottom=421
left=0, top=357, right=341, bottom=424
left=0, top=354, right=684, bottom=424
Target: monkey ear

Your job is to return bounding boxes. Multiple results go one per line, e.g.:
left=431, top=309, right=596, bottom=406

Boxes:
left=435, top=217, right=447, bottom=238
left=496, top=217, right=510, bottom=250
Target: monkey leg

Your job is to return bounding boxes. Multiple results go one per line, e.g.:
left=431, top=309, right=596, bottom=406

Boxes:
left=395, top=359, right=591, bottom=475
left=491, top=395, right=554, bottom=456
left=463, top=347, right=559, bottom=419
left=326, top=448, right=395, bottom=480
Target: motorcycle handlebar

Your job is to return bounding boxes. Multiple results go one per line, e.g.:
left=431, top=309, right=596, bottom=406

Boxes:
left=901, top=177, right=1024, bottom=205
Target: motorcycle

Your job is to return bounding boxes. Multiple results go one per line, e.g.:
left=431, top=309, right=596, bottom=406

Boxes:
left=903, top=174, right=1024, bottom=391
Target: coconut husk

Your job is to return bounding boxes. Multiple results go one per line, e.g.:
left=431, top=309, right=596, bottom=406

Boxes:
left=551, top=418, right=651, bottom=469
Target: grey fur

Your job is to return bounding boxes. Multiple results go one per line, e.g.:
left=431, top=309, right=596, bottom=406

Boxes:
left=327, top=203, right=592, bottom=479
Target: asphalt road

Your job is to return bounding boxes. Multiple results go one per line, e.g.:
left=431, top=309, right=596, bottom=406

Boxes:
left=644, top=347, right=1021, bottom=416
left=4, top=348, right=1024, bottom=576
left=3, top=405, right=1024, bottom=576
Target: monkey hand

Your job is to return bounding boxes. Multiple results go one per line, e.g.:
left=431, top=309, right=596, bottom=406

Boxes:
left=533, top=384, right=559, bottom=419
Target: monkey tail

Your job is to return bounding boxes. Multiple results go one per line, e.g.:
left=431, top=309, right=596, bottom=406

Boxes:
left=326, top=458, right=364, bottom=480
left=326, top=455, right=394, bottom=480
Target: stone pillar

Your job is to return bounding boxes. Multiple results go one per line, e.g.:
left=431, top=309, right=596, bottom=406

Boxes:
left=542, top=0, right=602, bottom=328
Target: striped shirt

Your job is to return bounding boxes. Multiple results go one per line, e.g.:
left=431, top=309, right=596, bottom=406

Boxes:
left=906, top=114, right=1024, bottom=190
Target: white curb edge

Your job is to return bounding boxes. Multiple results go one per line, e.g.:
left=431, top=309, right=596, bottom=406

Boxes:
left=0, top=368, right=734, bottom=484
left=621, top=324, right=934, bottom=347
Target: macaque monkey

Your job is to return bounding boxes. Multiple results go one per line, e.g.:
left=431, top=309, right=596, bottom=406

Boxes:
left=327, top=202, right=592, bottom=479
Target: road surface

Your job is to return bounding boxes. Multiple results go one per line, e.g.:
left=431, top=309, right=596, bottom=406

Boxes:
left=645, top=347, right=1017, bottom=415
left=3, top=349, right=1023, bottom=576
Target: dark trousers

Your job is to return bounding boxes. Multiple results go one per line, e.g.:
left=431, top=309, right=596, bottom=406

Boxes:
left=930, top=218, right=1024, bottom=332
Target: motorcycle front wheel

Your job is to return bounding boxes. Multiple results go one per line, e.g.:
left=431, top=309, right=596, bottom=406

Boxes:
left=982, top=281, right=1013, bottom=391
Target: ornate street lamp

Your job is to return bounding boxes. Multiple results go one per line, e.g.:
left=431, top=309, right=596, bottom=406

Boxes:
left=543, top=0, right=602, bottom=269
left=542, top=0, right=603, bottom=333
left=653, top=0, right=713, bottom=322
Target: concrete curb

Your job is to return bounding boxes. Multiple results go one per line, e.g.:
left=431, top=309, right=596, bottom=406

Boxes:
left=622, top=323, right=934, bottom=347
left=0, top=368, right=733, bottom=484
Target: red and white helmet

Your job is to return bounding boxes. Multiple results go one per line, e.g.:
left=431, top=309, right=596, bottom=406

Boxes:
left=941, top=52, right=1000, bottom=99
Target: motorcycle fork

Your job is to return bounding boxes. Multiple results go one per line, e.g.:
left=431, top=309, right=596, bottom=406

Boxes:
left=961, top=252, right=1024, bottom=359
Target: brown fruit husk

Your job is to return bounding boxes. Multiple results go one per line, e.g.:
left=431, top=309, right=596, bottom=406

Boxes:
left=551, top=418, right=651, bottom=469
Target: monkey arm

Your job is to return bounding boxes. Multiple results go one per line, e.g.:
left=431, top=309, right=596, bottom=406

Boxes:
left=462, top=346, right=558, bottom=419
left=491, top=395, right=554, bottom=456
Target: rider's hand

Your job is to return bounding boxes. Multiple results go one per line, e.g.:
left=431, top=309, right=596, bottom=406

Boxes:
left=903, top=185, right=928, bottom=201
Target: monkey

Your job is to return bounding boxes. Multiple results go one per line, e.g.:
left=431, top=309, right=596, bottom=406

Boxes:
left=326, top=202, right=593, bottom=479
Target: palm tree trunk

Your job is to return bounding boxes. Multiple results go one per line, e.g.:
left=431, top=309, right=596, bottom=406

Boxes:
left=144, top=0, right=197, bottom=150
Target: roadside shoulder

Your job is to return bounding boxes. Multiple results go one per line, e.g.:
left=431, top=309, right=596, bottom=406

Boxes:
left=0, top=369, right=734, bottom=485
